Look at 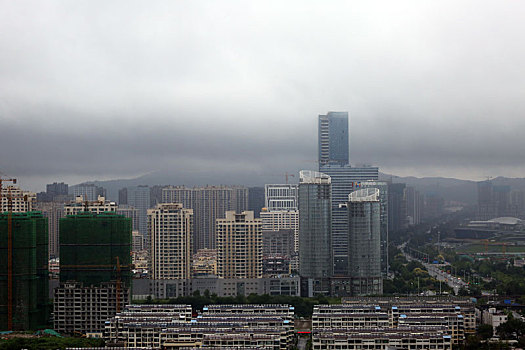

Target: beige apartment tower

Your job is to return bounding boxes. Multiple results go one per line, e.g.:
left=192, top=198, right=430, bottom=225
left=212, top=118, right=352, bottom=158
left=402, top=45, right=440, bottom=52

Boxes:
left=216, top=211, right=262, bottom=279
left=148, top=203, right=193, bottom=279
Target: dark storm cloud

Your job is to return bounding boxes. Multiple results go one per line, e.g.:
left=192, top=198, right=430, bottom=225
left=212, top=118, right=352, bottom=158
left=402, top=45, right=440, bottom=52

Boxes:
left=1, top=0, right=525, bottom=190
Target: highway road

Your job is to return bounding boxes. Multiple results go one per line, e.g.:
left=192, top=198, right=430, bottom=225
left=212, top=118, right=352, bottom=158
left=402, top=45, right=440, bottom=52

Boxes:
left=399, top=242, right=468, bottom=295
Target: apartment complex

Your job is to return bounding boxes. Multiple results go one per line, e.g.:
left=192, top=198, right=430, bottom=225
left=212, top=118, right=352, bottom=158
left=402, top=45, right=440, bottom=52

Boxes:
left=0, top=212, right=49, bottom=330
left=55, top=212, right=131, bottom=335
left=105, top=304, right=295, bottom=349
left=162, top=185, right=248, bottom=251
left=312, top=302, right=469, bottom=347
left=216, top=211, right=262, bottom=279
left=70, top=183, right=106, bottom=202
left=54, top=281, right=129, bottom=335
left=1, top=185, right=36, bottom=212
left=63, top=196, right=117, bottom=215
left=148, top=203, right=193, bottom=280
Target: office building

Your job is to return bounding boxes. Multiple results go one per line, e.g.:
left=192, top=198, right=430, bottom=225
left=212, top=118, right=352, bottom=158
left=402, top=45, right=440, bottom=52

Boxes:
left=0, top=212, right=49, bottom=330
left=406, top=186, right=423, bottom=225
left=359, top=180, right=389, bottom=276
left=248, top=186, right=265, bottom=218
left=265, top=184, right=298, bottom=211
left=149, top=276, right=300, bottom=299
left=423, top=193, right=445, bottom=219
left=70, top=183, right=106, bottom=202
left=162, top=185, right=248, bottom=251
left=346, top=188, right=382, bottom=295
left=216, top=211, right=262, bottom=279
left=388, top=182, right=408, bottom=234
left=298, top=170, right=332, bottom=279
left=318, top=164, right=379, bottom=275
left=55, top=212, right=131, bottom=335
left=1, top=186, right=36, bottom=212
left=148, top=203, right=193, bottom=280
left=318, top=111, right=349, bottom=166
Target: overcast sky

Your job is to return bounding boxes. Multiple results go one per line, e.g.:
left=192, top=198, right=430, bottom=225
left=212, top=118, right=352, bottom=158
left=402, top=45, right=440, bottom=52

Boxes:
left=2, top=1, right=525, bottom=191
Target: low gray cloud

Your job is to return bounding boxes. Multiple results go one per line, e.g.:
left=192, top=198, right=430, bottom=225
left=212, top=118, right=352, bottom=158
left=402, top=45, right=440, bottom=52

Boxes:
left=1, top=0, right=525, bottom=191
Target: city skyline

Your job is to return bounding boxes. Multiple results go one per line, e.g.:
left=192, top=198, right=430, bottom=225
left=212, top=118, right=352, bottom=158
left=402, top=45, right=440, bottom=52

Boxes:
left=2, top=1, right=525, bottom=190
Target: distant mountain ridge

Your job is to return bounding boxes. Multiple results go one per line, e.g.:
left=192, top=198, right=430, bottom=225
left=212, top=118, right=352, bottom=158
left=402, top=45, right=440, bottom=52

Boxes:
left=74, top=170, right=525, bottom=206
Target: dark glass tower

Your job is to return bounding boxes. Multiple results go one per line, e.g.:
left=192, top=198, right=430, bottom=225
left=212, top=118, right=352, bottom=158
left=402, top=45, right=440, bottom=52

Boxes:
left=318, top=112, right=349, bottom=166
left=298, top=170, right=332, bottom=279
left=347, top=188, right=382, bottom=296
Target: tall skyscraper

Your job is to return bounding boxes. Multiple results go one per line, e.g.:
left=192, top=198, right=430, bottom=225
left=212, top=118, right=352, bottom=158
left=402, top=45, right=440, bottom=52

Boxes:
left=248, top=187, right=265, bottom=218
left=319, top=164, right=379, bottom=275
left=318, top=112, right=349, bottom=167
left=298, top=170, right=332, bottom=279
left=360, top=180, right=389, bottom=276
left=388, top=183, right=408, bottom=234
left=346, top=188, right=382, bottom=296
left=162, top=185, right=248, bottom=251
left=148, top=203, right=193, bottom=280
left=216, top=211, right=262, bottom=279
left=0, top=212, right=49, bottom=330
left=405, top=186, right=423, bottom=225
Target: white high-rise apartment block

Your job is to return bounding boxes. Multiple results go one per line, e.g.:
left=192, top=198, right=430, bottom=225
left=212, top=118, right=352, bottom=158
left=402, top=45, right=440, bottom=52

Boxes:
left=216, top=211, right=262, bottom=279
left=148, top=203, right=193, bottom=280
left=63, top=196, right=117, bottom=215
left=1, top=186, right=36, bottom=212
left=262, top=184, right=299, bottom=253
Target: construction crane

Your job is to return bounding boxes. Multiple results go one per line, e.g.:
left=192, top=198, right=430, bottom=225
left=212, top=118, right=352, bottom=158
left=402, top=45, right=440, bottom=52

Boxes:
left=483, top=239, right=508, bottom=255
left=115, top=256, right=122, bottom=313
left=269, top=172, right=296, bottom=184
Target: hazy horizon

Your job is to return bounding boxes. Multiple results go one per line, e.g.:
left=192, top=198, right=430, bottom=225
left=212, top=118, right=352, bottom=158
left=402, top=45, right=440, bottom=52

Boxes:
left=2, top=1, right=525, bottom=192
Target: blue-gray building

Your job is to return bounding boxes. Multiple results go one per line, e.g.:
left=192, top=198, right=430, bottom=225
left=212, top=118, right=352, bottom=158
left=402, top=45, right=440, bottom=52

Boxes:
left=346, top=188, right=383, bottom=296
left=319, top=164, right=379, bottom=276
left=318, top=112, right=349, bottom=166
left=298, top=170, right=332, bottom=279
left=360, top=181, right=389, bottom=276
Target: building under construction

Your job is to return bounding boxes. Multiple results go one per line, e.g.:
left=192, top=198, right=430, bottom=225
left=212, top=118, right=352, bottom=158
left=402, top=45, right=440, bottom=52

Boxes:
left=54, top=212, right=131, bottom=335
left=0, top=212, right=50, bottom=330
left=59, top=212, right=132, bottom=287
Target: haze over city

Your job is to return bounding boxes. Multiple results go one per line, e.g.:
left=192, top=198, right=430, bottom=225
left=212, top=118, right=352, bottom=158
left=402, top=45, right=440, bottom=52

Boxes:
left=2, top=0, right=525, bottom=191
